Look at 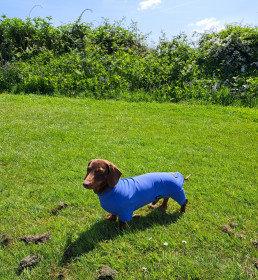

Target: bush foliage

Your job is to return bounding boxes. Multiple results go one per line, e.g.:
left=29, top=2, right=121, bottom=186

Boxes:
left=0, top=15, right=257, bottom=106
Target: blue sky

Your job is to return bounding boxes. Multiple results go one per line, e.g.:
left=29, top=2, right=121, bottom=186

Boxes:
left=1, top=0, right=257, bottom=43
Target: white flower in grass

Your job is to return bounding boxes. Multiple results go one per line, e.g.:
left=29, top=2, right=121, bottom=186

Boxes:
left=182, top=240, right=187, bottom=244
left=142, top=267, right=147, bottom=271
left=163, top=242, right=168, bottom=246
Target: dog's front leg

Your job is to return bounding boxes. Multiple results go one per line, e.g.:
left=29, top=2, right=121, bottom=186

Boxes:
left=118, top=220, right=128, bottom=229
left=132, top=214, right=141, bottom=218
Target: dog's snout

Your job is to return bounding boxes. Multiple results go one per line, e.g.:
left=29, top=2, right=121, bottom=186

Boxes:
left=83, top=180, right=91, bottom=188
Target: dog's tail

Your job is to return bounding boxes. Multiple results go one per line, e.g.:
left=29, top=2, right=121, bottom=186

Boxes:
left=184, top=174, right=191, bottom=180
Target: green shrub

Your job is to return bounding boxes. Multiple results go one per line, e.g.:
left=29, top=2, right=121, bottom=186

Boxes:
left=0, top=59, right=22, bottom=91
left=0, top=15, right=257, bottom=107
left=197, top=24, right=258, bottom=77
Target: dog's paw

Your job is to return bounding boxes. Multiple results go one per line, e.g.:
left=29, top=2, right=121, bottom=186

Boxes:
left=118, top=221, right=128, bottom=230
left=132, top=214, right=141, bottom=219
left=106, top=214, right=117, bottom=222
left=148, top=203, right=159, bottom=209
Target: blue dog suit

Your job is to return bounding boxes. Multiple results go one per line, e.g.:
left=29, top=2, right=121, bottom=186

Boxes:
left=98, top=172, right=186, bottom=222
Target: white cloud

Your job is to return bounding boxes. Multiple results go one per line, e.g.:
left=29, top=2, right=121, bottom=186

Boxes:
left=196, top=17, right=217, bottom=27
left=138, top=0, right=161, bottom=11
left=189, top=17, right=223, bottom=33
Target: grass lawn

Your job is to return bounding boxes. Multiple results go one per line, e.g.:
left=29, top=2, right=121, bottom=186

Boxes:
left=0, top=94, right=257, bottom=280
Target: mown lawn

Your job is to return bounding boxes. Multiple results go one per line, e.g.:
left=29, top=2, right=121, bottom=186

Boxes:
left=0, top=94, right=257, bottom=279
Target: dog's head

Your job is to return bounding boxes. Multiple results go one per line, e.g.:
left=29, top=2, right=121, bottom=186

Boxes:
left=83, top=159, right=122, bottom=194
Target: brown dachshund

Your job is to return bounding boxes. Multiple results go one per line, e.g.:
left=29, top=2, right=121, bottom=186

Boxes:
left=83, top=159, right=190, bottom=229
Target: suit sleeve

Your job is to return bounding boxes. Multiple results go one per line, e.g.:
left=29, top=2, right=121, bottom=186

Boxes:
left=118, top=207, right=134, bottom=222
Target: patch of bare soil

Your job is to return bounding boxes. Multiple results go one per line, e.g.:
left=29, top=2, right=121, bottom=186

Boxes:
left=19, top=254, right=41, bottom=270
left=97, top=265, right=117, bottom=279
left=20, top=232, right=51, bottom=244
left=221, top=223, right=245, bottom=238
left=0, top=234, right=11, bottom=245
left=51, top=202, right=69, bottom=215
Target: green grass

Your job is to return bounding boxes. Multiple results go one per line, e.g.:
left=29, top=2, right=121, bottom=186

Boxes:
left=0, top=94, right=257, bottom=279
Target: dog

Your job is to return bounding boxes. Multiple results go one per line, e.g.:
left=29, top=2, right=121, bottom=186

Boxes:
left=83, top=159, right=190, bottom=229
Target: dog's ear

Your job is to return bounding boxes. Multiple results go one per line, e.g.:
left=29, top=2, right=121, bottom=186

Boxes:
left=106, top=162, right=122, bottom=188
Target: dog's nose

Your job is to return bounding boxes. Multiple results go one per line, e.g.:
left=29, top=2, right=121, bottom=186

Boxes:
left=83, top=181, right=91, bottom=188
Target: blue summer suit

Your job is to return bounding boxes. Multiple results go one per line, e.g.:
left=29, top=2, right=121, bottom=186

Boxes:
left=98, top=172, right=186, bottom=222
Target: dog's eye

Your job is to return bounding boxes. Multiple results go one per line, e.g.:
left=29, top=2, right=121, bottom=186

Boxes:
left=95, top=169, right=104, bottom=174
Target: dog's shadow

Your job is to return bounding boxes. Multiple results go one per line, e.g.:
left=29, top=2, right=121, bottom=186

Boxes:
left=61, top=208, right=183, bottom=265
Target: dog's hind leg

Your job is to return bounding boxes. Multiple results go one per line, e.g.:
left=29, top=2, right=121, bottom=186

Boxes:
left=180, top=199, right=188, bottom=213
left=161, top=198, right=169, bottom=209
left=149, top=198, right=169, bottom=209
